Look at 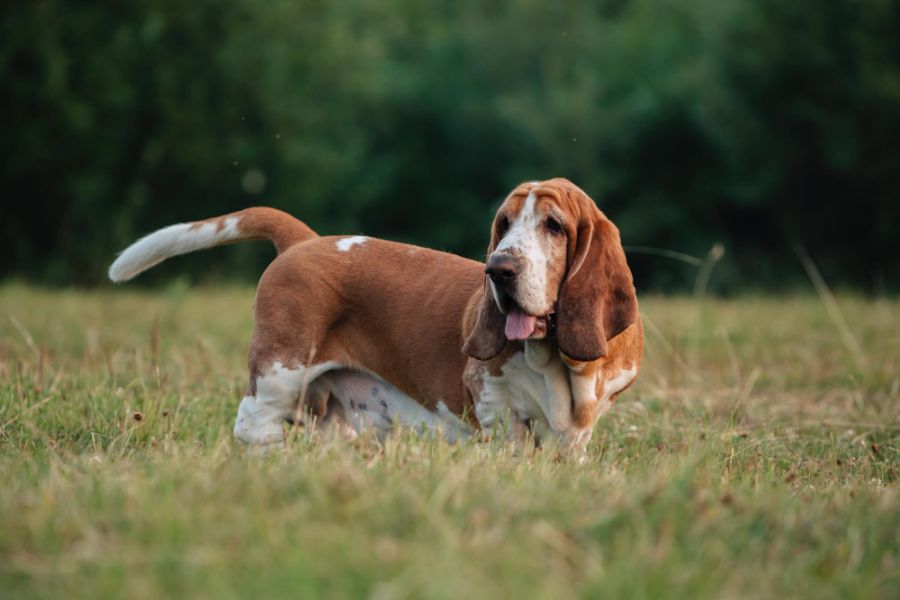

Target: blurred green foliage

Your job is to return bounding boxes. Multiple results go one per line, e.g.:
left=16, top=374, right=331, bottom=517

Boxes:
left=2, top=0, right=899, bottom=289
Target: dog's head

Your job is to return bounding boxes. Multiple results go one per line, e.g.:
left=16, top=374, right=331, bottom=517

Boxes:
left=463, top=178, right=637, bottom=362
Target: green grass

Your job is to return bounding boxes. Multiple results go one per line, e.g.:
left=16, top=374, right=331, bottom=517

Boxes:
left=1, top=283, right=897, bottom=599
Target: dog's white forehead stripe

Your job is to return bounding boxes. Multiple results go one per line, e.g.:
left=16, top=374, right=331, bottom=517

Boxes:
left=495, top=191, right=537, bottom=252
left=493, top=190, right=553, bottom=315
left=519, top=191, right=537, bottom=224
left=336, top=235, right=368, bottom=252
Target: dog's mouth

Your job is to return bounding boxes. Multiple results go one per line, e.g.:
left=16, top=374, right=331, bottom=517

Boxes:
left=495, top=289, right=555, bottom=341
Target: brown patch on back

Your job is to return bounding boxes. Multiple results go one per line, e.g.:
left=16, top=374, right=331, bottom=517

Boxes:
left=248, top=236, right=486, bottom=419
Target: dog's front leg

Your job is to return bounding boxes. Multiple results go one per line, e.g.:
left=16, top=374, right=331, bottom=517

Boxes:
left=523, top=341, right=574, bottom=433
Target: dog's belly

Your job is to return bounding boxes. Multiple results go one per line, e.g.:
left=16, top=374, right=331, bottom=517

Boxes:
left=318, top=369, right=472, bottom=442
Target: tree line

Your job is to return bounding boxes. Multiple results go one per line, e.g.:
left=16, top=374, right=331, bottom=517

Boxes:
left=2, top=0, right=898, bottom=290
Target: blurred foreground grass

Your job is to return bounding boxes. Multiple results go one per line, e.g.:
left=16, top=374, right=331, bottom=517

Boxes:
left=0, top=284, right=897, bottom=599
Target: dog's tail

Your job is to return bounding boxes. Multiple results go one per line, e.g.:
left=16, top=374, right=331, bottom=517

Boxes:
left=108, top=207, right=317, bottom=282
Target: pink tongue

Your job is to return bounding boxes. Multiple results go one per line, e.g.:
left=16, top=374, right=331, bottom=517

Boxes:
left=505, top=307, right=537, bottom=340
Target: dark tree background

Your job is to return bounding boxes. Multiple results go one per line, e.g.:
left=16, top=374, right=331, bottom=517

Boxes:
left=2, top=0, right=899, bottom=291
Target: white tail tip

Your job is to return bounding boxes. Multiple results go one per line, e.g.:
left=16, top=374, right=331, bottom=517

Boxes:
left=108, top=218, right=240, bottom=282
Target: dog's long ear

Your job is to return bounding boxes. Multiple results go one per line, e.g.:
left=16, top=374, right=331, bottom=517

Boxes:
left=556, top=194, right=637, bottom=362
left=462, top=280, right=507, bottom=360
left=462, top=213, right=508, bottom=361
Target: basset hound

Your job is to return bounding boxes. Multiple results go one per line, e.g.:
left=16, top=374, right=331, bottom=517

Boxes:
left=109, top=178, right=643, bottom=454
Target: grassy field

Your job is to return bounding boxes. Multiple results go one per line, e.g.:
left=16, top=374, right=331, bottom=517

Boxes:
left=0, top=283, right=897, bottom=599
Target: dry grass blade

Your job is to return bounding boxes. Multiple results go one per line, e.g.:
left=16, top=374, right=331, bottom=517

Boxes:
left=793, top=243, right=869, bottom=371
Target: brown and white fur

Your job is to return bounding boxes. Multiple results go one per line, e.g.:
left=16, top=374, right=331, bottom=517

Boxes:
left=109, top=178, right=643, bottom=455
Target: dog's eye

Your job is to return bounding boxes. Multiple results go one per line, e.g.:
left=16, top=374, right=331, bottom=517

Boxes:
left=497, top=216, right=510, bottom=236
left=544, top=216, right=563, bottom=235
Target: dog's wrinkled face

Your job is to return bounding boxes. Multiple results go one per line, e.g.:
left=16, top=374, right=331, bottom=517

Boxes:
left=464, top=177, right=636, bottom=362
left=486, top=183, right=569, bottom=341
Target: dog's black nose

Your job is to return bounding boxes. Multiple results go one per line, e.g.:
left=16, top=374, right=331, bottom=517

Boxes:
left=485, top=256, right=519, bottom=285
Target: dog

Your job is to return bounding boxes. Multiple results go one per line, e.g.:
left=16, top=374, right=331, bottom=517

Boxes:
left=109, top=178, right=643, bottom=453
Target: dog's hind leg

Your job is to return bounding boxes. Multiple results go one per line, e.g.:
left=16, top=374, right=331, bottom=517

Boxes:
left=316, top=392, right=360, bottom=441
left=233, top=361, right=338, bottom=451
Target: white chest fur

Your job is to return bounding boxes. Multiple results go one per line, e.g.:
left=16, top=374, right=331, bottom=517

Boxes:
left=474, top=342, right=573, bottom=438
left=472, top=341, right=637, bottom=447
